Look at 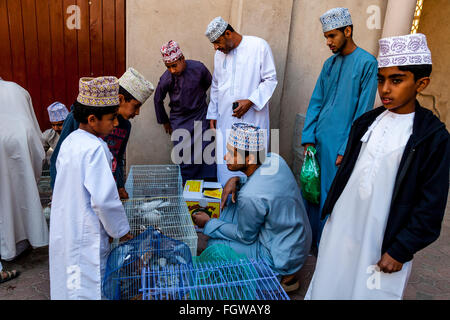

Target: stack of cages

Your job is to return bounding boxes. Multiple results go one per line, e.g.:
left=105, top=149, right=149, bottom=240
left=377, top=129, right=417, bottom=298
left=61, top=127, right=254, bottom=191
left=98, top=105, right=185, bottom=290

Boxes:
left=103, top=165, right=199, bottom=299
left=140, top=258, right=290, bottom=300
left=125, top=165, right=183, bottom=198
left=103, top=226, right=193, bottom=300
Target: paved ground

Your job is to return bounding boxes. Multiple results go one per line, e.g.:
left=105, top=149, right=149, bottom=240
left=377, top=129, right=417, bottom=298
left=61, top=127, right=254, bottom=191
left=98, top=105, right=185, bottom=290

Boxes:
left=1, top=196, right=449, bottom=300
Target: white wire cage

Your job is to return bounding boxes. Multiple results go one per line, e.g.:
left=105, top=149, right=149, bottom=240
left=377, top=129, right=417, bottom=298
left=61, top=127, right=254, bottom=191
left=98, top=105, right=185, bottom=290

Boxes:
left=119, top=196, right=198, bottom=257
left=124, top=165, right=183, bottom=198
left=140, top=258, right=290, bottom=301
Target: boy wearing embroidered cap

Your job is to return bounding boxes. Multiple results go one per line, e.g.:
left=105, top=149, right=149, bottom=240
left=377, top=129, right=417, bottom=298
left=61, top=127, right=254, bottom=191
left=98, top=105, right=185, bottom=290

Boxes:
left=49, top=68, right=154, bottom=199
left=192, top=122, right=312, bottom=293
left=154, top=40, right=216, bottom=183
left=306, top=34, right=449, bottom=300
left=49, top=76, right=133, bottom=300
left=42, top=102, right=69, bottom=166
left=301, top=7, right=379, bottom=249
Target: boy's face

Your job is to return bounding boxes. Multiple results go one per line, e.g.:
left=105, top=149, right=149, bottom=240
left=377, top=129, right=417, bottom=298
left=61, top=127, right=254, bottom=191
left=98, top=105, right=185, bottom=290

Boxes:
left=119, top=96, right=142, bottom=120
left=377, top=66, right=430, bottom=113
left=88, top=112, right=119, bottom=137
left=51, top=121, right=64, bottom=134
left=165, top=56, right=187, bottom=77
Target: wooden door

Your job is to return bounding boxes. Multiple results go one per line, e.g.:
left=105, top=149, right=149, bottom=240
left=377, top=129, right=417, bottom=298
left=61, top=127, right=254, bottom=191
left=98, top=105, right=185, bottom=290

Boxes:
left=0, top=0, right=126, bottom=131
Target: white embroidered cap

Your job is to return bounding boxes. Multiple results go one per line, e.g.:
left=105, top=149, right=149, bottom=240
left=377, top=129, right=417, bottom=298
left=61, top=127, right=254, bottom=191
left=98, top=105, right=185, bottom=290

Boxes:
left=47, top=102, right=69, bottom=122
left=320, top=7, right=352, bottom=33
left=227, top=122, right=265, bottom=152
left=205, top=16, right=228, bottom=43
left=378, top=33, right=432, bottom=68
left=119, top=68, right=155, bottom=104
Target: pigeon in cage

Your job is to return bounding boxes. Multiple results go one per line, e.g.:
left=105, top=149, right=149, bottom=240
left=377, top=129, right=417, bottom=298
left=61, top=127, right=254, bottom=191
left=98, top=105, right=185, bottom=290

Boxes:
left=132, top=199, right=171, bottom=227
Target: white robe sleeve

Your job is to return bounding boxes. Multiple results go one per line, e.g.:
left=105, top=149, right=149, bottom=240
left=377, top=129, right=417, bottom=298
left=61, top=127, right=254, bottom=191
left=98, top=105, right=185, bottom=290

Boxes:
left=84, top=146, right=130, bottom=239
left=248, top=40, right=278, bottom=111
left=206, top=55, right=220, bottom=120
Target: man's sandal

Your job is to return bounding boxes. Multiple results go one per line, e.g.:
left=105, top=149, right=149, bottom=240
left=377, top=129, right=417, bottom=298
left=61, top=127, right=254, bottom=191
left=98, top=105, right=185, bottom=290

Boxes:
left=0, top=270, right=21, bottom=284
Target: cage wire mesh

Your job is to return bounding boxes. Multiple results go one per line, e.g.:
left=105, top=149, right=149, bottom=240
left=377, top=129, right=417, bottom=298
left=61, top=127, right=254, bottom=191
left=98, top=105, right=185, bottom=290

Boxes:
left=125, top=165, right=183, bottom=198
left=103, top=226, right=193, bottom=300
left=140, top=258, right=290, bottom=301
left=119, top=196, right=198, bottom=257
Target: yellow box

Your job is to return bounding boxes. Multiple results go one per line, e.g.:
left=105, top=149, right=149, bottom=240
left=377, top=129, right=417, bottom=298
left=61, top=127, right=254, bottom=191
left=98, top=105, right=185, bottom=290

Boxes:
left=183, top=180, right=222, bottom=231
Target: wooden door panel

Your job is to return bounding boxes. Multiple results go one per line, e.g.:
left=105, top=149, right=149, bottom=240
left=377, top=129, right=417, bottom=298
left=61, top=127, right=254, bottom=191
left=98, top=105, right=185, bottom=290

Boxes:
left=0, top=0, right=126, bottom=131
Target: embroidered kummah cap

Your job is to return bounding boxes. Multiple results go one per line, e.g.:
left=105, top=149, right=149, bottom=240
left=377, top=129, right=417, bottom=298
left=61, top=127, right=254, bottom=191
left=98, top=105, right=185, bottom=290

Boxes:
left=205, top=16, right=228, bottom=43
left=320, top=7, right=353, bottom=33
left=377, top=33, right=432, bottom=68
left=47, top=102, right=69, bottom=122
left=119, top=67, right=155, bottom=104
left=77, top=76, right=120, bottom=107
left=160, top=40, right=184, bottom=64
left=227, top=122, right=265, bottom=152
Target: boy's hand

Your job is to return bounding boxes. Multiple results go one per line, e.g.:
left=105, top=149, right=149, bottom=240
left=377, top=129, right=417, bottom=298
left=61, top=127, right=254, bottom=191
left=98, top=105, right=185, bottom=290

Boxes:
left=377, top=252, right=403, bottom=273
left=118, top=187, right=129, bottom=199
left=221, top=176, right=240, bottom=210
left=232, top=99, right=253, bottom=118
left=335, top=155, right=343, bottom=166
left=119, top=232, right=134, bottom=243
left=192, top=211, right=211, bottom=228
left=210, top=120, right=217, bottom=130
left=163, top=123, right=173, bottom=135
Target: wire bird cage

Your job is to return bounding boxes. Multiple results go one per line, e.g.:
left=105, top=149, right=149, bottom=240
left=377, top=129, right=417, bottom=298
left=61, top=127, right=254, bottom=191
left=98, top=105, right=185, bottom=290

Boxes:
left=125, top=165, right=183, bottom=198
left=140, top=258, right=290, bottom=301
left=103, top=226, right=193, bottom=300
left=120, top=196, right=197, bottom=257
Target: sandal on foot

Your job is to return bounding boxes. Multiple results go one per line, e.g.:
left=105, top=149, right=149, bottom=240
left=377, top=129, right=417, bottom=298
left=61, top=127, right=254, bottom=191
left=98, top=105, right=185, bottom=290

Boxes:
left=0, top=270, right=21, bottom=284
left=281, top=275, right=300, bottom=293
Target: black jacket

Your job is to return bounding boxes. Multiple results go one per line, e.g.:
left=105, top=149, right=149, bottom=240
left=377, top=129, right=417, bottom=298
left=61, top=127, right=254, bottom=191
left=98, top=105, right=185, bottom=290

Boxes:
left=322, top=101, right=450, bottom=263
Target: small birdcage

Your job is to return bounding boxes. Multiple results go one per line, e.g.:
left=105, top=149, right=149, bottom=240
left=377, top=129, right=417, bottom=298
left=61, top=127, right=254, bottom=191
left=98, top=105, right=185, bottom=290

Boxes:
left=125, top=165, right=183, bottom=198
left=103, top=226, right=193, bottom=300
left=140, top=258, right=290, bottom=301
left=120, top=196, right=198, bottom=258
left=38, top=169, right=52, bottom=223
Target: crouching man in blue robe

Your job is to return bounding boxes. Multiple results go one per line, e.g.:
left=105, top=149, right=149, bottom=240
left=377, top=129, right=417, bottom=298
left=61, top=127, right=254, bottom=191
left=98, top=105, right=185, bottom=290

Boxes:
left=192, top=122, right=312, bottom=293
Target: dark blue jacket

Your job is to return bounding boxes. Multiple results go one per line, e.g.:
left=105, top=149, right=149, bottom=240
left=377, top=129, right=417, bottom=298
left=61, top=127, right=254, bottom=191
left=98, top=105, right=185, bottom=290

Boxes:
left=322, top=102, right=449, bottom=263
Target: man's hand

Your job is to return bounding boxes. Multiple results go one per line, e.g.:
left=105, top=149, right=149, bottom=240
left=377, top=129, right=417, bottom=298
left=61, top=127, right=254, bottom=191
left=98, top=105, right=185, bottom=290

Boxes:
left=192, top=211, right=211, bottom=228
left=221, top=176, right=240, bottom=210
left=303, top=144, right=315, bottom=156
left=232, top=99, right=253, bottom=118
left=377, top=252, right=403, bottom=273
left=335, top=155, right=344, bottom=166
left=119, top=232, right=134, bottom=243
left=210, top=119, right=217, bottom=130
left=118, top=187, right=129, bottom=200
left=163, top=122, right=173, bottom=135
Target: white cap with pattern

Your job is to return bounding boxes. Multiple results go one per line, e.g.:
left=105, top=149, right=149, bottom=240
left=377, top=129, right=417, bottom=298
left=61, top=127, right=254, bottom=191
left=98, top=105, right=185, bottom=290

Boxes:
left=227, top=122, right=265, bottom=152
left=378, top=33, right=432, bottom=68
left=119, top=68, right=155, bottom=104
left=320, top=7, right=352, bottom=33
left=47, top=102, right=69, bottom=122
left=205, top=16, right=228, bottom=43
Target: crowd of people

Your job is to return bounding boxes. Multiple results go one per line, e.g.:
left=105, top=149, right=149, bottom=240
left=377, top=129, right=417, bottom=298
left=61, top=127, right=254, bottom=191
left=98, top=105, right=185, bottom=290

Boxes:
left=0, top=8, right=448, bottom=301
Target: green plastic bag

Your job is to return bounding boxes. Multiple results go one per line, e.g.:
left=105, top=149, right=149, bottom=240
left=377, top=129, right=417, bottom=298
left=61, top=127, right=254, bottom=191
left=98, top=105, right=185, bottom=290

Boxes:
left=300, top=146, right=320, bottom=204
